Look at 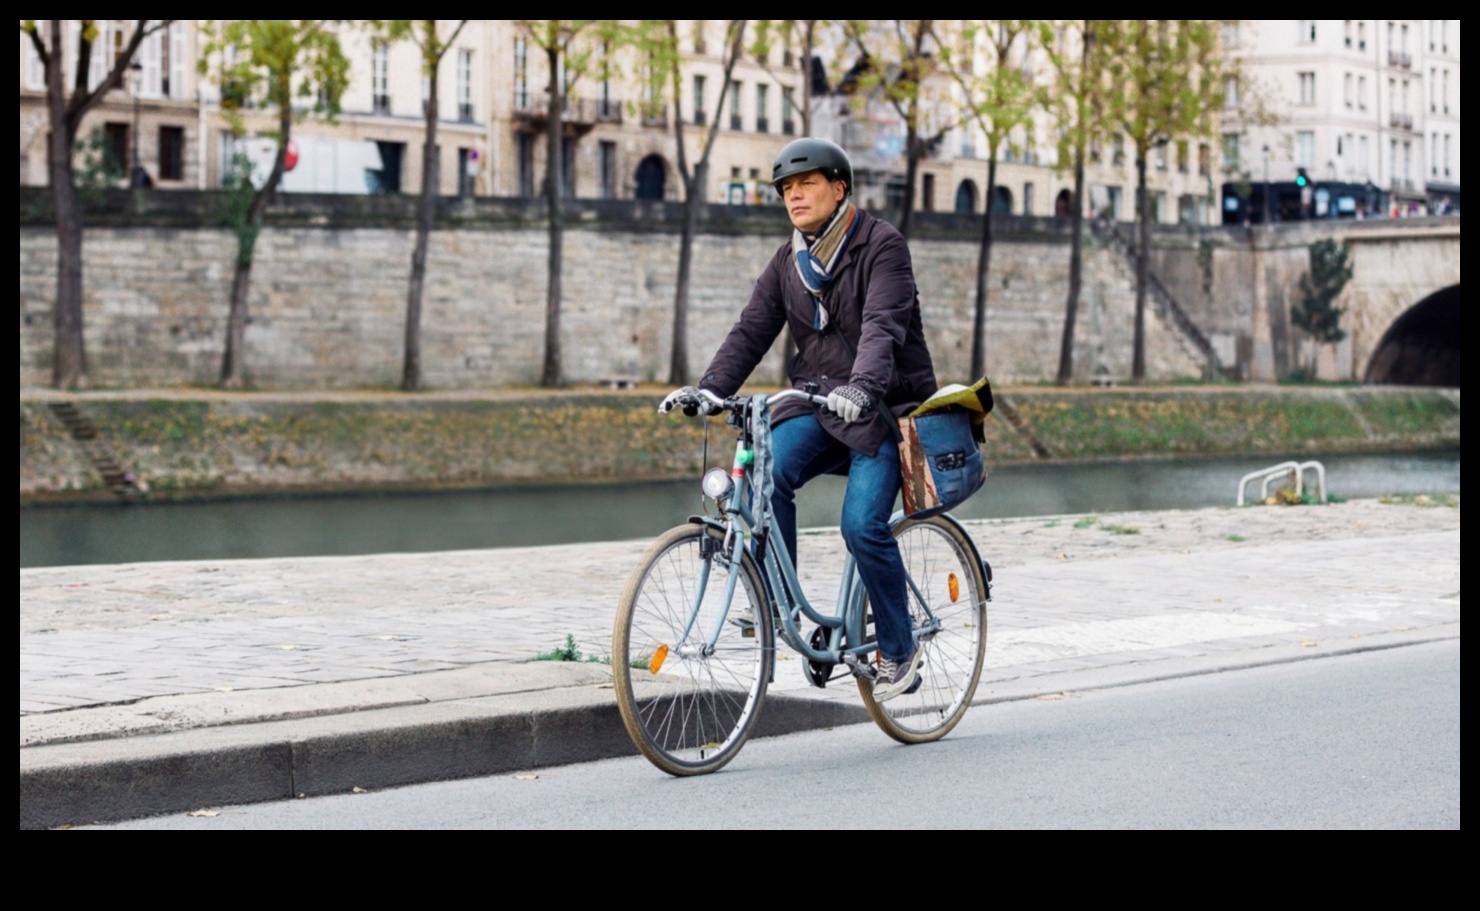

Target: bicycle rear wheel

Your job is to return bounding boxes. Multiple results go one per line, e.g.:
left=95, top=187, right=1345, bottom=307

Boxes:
left=857, top=515, right=988, bottom=744
left=613, top=523, right=772, bottom=776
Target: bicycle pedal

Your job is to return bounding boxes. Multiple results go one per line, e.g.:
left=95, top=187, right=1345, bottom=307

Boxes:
left=729, top=611, right=756, bottom=637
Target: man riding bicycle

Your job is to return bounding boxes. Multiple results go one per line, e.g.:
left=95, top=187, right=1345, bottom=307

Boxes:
left=661, top=137, right=938, bottom=701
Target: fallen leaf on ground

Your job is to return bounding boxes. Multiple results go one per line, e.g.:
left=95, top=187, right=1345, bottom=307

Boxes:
left=351, top=787, right=368, bottom=794
left=1300, top=638, right=1318, bottom=648
left=514, top=774, right=539, bottom=781
left=188, top=809, right=220, bottom=818
left=1036, top=693, right=1066, bottom=701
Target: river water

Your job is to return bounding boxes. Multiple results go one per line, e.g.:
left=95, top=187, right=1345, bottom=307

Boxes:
left=20, top=449, right=1459, bottom=569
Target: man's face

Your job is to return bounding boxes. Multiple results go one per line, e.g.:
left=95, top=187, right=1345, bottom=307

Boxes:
left=780, top=170, right=846, bottom=235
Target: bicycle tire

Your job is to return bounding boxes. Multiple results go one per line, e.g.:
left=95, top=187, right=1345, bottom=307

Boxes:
left=613, top=523, right=773, bottom=776
left=857, top=514, right=988, bottom=744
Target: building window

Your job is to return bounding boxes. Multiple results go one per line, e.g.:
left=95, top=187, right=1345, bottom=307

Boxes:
left=1358, top=22, right=1366, bottom=51
left=693, top=74, right=706, bottom=126
left=782, top=87, right=796, bottom=135
left=1221, top=22, right=1239, bottom=48
left=921, top=173, right=934, bottom=211
left=1344, top=20, right=1353, bottom=49
left=1154, top=142, right=1167, bottom=170
left=1023, top=182, right=1034, bottom=216
left=1358, top=76, right=1367, bottom=110
left=105, top=122, right=130, bottom=173
left=458, top=49, right=474, bottom=122
left=1296, top=131, right=1315, bottom=168
left=1344, top=73, right=1353, bottom=108
left=693, top=22, right=707, bottom=54
left=729, top=81, right=742, bottom=130
left=1224, top=76, right=1239, bottom=109
left=600, top=140, right=617, bottom=199
left=24, top=22, right=46, bottom=89
left=514, top=36, right=528, bottom=110
left=1298, top=72, right=1315, bottom=106
left=1221, top=133, right=1240, bottom=172
left=372, top=42, right=390, bottom=113
left=1176, top=140, right=1189, bottom=173
left=158, top=126, right=184, bottom=180
left=1198, top=142, right=1210, bottom=176
left=1298, top=20, right=1316, bottom=44
left=755, top=83, right=769, bottom=134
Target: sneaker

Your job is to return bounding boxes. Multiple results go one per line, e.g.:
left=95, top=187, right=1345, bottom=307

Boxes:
left=873, top=649, right=925, bottom=702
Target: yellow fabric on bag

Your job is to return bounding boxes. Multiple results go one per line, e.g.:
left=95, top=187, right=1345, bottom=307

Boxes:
left=907, top=376, right=994, bottom=442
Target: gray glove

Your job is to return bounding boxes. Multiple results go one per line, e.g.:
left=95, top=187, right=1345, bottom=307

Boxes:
left=825, top=384, right=874, bottom=423
left=659, top=386, right=722, bottom=417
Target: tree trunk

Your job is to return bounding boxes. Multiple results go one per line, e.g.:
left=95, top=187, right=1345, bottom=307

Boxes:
left=1056, top=147, right=1087, bottom=385
left=898, top=131, right=920, bottom=239
left=668, top=163, right=703, bottom=385
left=1132, top=152, right=1149, bottom=383
left=221, top=245, right=255, bottom=388
left=221, top=94, right=291, bottom=390
left=404, top=58, right=439, bottom=392
left=970, top=157, right=999, bottom=380
left=47, top=84, right=86, bottom=389
left=540, top=47, right=564, bottom=388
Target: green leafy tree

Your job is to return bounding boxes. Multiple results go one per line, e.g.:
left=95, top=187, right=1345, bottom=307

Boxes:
left=940, top=20, right=1044, bottom=380
left=198, top=20, right=350, bottom=389
left=374, top=20, right=470, bottom=392
left=1098, top=19, right=1230, bottom=383
left=517, top=20, right=625, bottom=388
left=637, top=20, right=751, bottom=385
left=1042, top=20, right=1110, bottom=385
left=1291, top=239, right=1353, bottom=379
left=21, top=19, right=175, bottom=389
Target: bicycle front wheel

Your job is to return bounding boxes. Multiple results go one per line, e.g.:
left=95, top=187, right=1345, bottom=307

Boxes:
left=858, top=515, right=988, bottom=744
left=613, top=523, right=772, bottom=776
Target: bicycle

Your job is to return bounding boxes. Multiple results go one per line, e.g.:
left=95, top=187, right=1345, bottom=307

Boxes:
left=612, top=387, right=992, bottom=776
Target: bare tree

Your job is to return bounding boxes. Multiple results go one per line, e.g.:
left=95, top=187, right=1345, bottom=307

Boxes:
left=21, top=19, right=175, bottom=389
left=640, top=20, right=750, bottom=385
left=1041, top=20, right=1108, bottom=385
left=940, top=20, right=1043, bottom=380
left=376, top=20, right=470, bottom=392
left=198, top=20, right=350, bottom=389
left=840, top=19, right=957, bottom=240
left=518, top=20, right=624, bottom=388
left=1098, top=20, right=1232, bottom=383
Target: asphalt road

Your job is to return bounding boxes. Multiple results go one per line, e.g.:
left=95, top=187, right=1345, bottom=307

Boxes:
left=93, top=639, right=1460, bottom=829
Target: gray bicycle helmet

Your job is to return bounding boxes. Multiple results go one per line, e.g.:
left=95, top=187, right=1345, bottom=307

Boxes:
left=771, top=137, right=852, bottom=196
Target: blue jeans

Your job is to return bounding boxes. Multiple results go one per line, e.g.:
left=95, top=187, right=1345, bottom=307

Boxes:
left=765, top=413, right=913, bottom=661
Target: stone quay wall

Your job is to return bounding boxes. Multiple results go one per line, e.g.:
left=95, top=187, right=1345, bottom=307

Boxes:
left=20, top=192, right=1207, bottom=391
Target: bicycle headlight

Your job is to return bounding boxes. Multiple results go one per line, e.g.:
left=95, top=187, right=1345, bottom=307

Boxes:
left=701, top=467, right=734, bottom=502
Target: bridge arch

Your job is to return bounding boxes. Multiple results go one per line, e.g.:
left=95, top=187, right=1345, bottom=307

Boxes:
left=1363, top=285, right=1460, bottom=387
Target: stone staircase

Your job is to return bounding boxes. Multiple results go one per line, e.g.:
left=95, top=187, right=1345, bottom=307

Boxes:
left=1095, top=221, right=1238, bottom=381
left=46, top=402, right=146, bottom=498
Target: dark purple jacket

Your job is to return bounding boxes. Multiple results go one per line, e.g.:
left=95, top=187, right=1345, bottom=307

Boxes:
left=700, top=207, right=937, bottom=456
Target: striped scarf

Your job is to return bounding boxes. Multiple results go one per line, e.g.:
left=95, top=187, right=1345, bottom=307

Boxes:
left=791, top=202, right=859, bottom=331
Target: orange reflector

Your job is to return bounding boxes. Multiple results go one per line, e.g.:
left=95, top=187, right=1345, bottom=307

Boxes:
left=948, top=573, right=960, bottom=602
left=648, top=644, right=669, bottom=674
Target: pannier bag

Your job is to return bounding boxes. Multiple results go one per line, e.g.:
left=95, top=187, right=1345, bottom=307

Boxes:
left=897, top=377, right=993, bottom=520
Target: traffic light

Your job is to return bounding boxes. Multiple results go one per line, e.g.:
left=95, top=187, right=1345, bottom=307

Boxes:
left=1295, top=168, right=1309, bottom=188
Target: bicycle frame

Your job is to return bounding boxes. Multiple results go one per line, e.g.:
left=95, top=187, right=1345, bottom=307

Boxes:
left=689, top=389, right=947, bottom=678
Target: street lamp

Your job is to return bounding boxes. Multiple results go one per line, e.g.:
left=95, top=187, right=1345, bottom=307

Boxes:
left=128, top=61, right=148, bottom=188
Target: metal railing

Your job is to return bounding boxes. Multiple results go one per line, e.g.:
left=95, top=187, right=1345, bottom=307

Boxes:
left=1237, top=461, right=1327, bottom=506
